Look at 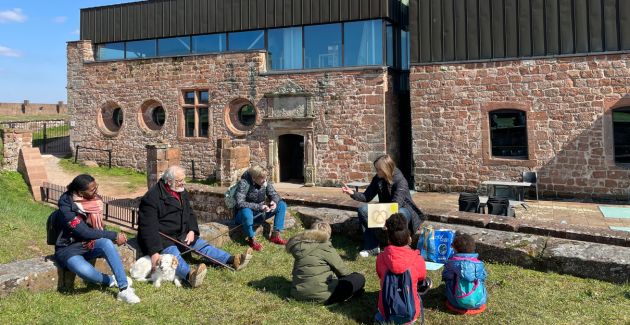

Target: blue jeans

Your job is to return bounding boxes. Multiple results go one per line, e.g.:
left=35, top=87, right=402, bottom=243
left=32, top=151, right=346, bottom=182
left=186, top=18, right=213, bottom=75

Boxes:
left=358, top=205, right=411, bottom=251
left=161, top=237, right=232, bottom=282
left=66, top=238, right=128, bottom=289
left=234, top=201, right=286, bottom=239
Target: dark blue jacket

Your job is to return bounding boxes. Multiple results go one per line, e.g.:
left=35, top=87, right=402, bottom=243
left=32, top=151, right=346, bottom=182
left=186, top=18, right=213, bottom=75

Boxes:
left=442, top=253, right=488, bottom=310
left=234, top=170, right=280, bottom=215
left=53, top=192, right=118, bottom=269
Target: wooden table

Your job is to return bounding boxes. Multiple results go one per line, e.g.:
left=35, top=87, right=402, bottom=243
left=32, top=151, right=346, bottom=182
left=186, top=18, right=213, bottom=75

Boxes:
left=345, top=181, right=370, bottom=192
left=481, top=180, right=532, bottom=201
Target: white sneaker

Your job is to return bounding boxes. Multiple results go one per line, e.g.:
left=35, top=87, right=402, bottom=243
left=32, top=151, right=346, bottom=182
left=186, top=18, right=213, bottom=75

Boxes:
left=359, top=247, right=380, bottom=258
left=109, top=276, right=134, bottom=288
left=117, top=287, right=140, bottom=304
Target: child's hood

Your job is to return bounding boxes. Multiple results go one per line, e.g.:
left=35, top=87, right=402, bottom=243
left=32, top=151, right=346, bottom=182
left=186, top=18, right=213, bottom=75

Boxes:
left=381, top=245, right=421, bottom=274
left=446, top=253, right=486, bottom=282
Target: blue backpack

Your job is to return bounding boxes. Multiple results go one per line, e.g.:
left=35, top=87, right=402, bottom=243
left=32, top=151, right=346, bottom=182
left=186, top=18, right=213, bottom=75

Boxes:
left=452, top=257, right=485, bottom=309
left=381, top=267, right=423, bottom=324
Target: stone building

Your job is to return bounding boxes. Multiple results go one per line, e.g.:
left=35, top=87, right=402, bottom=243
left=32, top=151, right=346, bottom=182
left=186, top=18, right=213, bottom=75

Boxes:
left=69, top=0, right=412, bottom=186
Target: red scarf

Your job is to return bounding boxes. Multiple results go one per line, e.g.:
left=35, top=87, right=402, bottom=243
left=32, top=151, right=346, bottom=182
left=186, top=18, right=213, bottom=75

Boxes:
left=72, top=192, right=104, bottom=250
left=164, top=183, right=181, bottom=204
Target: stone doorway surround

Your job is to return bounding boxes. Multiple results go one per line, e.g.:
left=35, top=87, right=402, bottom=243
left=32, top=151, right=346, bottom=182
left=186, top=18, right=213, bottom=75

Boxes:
left=263, top=80, right=316, bottom=187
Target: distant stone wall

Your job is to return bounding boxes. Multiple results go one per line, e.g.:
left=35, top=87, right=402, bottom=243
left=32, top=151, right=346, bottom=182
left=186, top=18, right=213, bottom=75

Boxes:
left=0, top=100, right=67, bottom=117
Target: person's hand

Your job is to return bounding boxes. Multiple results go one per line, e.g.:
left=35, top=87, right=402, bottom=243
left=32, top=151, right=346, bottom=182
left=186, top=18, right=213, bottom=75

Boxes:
left=185, top=231, right=195, bottom=245
left=341, top=182, right=355, bottom=196
left=151, top=253, right=160, bottom=273
left=261, top=205, right=271, bottom=213
left=114, top=233, right=127, bottom=246
left=269, top=201, right=277, bottom=211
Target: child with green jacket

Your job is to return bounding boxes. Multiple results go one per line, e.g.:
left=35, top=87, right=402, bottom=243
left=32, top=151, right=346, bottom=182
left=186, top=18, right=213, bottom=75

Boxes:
left=286, top=222, right=365, bottom=305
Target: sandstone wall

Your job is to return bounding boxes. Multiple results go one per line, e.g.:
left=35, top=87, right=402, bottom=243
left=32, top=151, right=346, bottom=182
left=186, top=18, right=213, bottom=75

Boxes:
left=1, top=129, right=32, bottom=171
left=67, top=40, right=392, bottom=186
left=0, top=101, right=67, bottom=117
left=410, top=54, right=630, bottom=200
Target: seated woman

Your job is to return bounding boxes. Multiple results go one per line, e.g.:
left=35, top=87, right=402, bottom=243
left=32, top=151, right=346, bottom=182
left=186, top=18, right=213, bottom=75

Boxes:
left=53, top=174, right=140, bottom=304
left=287, top=222, right=365, bottom=305
left=342, top=155, right=427, bottom=257
left=234, top=165, right=287, bottom=251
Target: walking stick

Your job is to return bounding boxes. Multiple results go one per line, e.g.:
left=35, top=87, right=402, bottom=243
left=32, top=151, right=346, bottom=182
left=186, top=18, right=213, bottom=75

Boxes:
left=159, top=232, right=235, bottom=272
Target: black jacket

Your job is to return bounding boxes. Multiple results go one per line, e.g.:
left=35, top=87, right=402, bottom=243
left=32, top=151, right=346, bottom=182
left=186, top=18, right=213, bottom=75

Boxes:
left=234, top=170, right=281, bottom=215
left=351, top=168, right=427, bottom=234
left=138, top=181, right=200, bottom=256
left=53, top=192, right=118, bottom=269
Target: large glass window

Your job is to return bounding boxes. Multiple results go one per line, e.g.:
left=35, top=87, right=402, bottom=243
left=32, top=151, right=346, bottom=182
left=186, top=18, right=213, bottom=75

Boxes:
left=97, top=42, right=125, bottom=60
left=344, top=20, right=383, bottom=66
left=401, top=30, right=409, bottom=70
left=158, top=37, right=190, bottom=56
left=182, top=91, right=210, bottom=138
left=126, top=40, right=156, bottom=58
left=228, top=30, right=265, bottom=51
left=199, top=108, right=209, bottom=137
left=490, top=110, right=528, bottom=159
left=185, top=109, right=195, bottom=137
left=268, top=27, right=303, bottom=70
left=386, top=24, right=394, bottom=67
left=192, top=34, right=226, bottom=53
left=613, top=107, right=630, bottom=164
left=304, top=23, right=342, bottom=68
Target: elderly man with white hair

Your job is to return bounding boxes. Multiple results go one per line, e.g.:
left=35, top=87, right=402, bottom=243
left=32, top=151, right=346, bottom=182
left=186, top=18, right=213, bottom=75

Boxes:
left=138, top=166, right=253, bottom=288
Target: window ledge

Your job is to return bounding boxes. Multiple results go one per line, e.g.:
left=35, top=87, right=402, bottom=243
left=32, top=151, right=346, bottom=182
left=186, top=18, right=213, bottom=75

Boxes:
left=483, top=158, right=537, bottom=167
left=259, top=65, right=388, bottom=75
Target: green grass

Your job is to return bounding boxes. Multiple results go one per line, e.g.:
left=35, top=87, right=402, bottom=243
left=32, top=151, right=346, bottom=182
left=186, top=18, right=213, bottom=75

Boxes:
left=58, top=156, right=147, bottom=193
left=32, top=125, right=70, bottom=147
left=1, top=224, right=630, bottom=324
left=0, top=115, right=67, bottom=122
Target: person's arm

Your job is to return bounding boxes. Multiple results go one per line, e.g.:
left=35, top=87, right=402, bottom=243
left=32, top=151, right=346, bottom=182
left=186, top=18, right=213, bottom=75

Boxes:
left=323, top=243, right=351, bottom=278
left=441, top=261, right=455, bottom=282
left=350, top=177, right=378, bottom=202
left=266, top=182, right=280, bottom=205
left=138, top=195, right=162, bottom=257
left=234, top=179, right=263, bottom=211
left=376, top=254, right=386, bottom=279
left=184, top=192, right=200, bottom=237
left=414, top=253, right=427, bottom=282
left=390, top=176, right=410, bottom=206
left=58, top=195, right=117, bottom=241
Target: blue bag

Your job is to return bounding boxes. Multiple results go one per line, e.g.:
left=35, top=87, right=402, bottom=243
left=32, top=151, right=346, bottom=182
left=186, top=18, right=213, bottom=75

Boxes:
left=381, top=267, right=417, bottom=324
left=418, top=227, right=455, bottom=263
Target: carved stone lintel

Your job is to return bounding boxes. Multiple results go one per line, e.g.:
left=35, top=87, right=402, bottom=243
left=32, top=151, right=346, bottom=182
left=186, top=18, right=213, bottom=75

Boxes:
left=266, top=80, right=308, bottom=95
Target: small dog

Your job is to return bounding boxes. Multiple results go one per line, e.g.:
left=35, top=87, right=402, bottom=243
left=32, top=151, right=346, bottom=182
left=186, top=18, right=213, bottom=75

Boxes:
left=130, top=254, right=182, bottom=288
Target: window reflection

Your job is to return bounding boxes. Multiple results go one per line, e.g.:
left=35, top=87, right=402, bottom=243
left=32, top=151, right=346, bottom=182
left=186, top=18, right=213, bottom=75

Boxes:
left=126, top=40, right=156, bottom=58
left=268, top=27, right=302, bottom=70
left=344, top=20, right=383, bottom=66
left=228, top=30, right=264, bottom=51
left=158, top=37, right=190, bottom=56
left=185, top=109, right=195, bottom=137
left=199, top=108, right=209, bottom=137
left=97, top=42, right=125, bottom=60
left=193, top=34, right=226, bottom=53
left=304, top=23, right=341, bottom=68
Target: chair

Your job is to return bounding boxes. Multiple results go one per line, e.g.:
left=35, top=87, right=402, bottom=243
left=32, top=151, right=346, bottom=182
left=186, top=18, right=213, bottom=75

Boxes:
left=458, top=193, right=480, bottom=213
left=522, top=171, right=538, bottom=201
left=487, top=196, right=515, bottom=217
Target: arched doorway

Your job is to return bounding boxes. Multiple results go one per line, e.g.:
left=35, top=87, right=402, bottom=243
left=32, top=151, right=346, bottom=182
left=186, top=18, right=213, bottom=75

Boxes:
left=278, top=134, right=304, bottom=183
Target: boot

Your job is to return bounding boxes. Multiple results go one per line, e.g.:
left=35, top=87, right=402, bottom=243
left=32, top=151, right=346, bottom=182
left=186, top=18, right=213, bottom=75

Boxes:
left=270, top=229, right=287, bottom=245
left=187, top=263, right=207, bottom=288
left=248, top=237, right=263, bottom=251
left=233, top=247, right=253, bottom=271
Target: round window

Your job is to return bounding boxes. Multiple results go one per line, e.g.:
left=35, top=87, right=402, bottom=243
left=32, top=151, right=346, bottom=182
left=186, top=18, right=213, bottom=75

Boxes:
left=239, top=105, right=256, bottom=127
left=152, top=106, right=165, bottom=126
left=112, top=108, right=124, bottom=127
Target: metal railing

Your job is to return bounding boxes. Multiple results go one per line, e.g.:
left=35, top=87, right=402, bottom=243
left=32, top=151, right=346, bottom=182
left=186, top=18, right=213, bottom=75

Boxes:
left=0, top=119, right=70, bottom=153
left=42, top=182, right=139, bottom=229
left=73, top=145, right=112, bottom=169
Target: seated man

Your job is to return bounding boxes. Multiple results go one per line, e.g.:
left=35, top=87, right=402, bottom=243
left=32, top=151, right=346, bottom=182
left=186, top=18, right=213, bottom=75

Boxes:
left=234, top=165, right=287, bottom=251
left=138, top=166, right=252, bottom=288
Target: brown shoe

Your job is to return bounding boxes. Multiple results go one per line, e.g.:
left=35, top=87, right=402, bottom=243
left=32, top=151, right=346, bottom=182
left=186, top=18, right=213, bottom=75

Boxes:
left=188, top=263, right=207, bottom=288
left=233, top=247, right=253, bottom=271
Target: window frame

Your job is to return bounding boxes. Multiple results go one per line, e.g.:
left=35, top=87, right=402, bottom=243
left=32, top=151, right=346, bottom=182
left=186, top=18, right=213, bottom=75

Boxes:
left=481, top=102, right=537, bottom=167
left=611, top=106, right=630, bottom=165
left=179, top=90, right=211, bottom=140
left=489, top=109, right=529, bottom=159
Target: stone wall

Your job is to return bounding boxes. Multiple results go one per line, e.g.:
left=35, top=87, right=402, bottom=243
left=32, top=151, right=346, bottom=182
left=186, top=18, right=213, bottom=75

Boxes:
left=410, top=54, right=630, bottom=200
left=146, top=141, right=181, bottom=189
left=216, top=138, right=250, bottom=187
left=0, top=100, right=67, bottom=117
left=67, top=40, right=395, bottom=186
left=18, top=147, right=49, bottom=201
left=1, top=129, right=32, bottom=171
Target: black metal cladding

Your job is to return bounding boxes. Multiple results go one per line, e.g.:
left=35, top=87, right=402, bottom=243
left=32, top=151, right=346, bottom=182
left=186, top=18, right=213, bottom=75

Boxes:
left=81, top=0, right=407, bottom=44
left=409, top=0, right=630, bottom=64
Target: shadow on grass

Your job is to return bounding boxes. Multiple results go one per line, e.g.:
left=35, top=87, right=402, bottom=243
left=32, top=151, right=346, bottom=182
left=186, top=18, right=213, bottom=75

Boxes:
left=330, top=235, right=363, bottom=262
left=247, top=275, right=293, bottom=299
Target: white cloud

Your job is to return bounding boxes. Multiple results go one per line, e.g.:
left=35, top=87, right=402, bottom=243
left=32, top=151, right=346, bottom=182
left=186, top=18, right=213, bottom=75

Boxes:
left=52, top=16, right=66, bottom=23
left=0, top=8, right=27, bottom=23
left=72, top=29, right=80, bottom=35
left=0, top=46, right=23, bottom=57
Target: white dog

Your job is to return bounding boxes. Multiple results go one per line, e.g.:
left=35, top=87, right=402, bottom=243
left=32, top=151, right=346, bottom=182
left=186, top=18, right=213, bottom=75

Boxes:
left=130, top=254, right=182, bottom=288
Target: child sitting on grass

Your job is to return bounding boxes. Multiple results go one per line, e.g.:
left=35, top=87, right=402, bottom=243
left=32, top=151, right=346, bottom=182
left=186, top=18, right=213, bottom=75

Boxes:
left=375, top=213, right=427, bottom=324
left=442, top=231, right=488, bottom=313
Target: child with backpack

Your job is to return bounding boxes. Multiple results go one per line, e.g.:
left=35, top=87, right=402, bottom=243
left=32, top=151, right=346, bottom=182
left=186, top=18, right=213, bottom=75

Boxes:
left=442, top=231, right=488, bottom=314
left=375, top=213, right=427, bottom=325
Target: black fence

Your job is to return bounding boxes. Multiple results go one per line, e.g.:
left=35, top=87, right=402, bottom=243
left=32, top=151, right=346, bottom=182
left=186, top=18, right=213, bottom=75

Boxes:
left=0, top=119, right=70, bottom=154
left=42, top=182, right=139, bottom=229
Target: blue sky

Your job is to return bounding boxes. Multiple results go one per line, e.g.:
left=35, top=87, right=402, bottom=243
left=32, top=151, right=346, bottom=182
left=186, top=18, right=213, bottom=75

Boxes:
left=0, top=1, right=117, bottom=104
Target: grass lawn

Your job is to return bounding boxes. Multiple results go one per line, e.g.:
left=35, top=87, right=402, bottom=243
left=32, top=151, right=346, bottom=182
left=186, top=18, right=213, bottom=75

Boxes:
left=0, top=115, right=67, bottom=122
left=58, top=156, right=147, bottom=194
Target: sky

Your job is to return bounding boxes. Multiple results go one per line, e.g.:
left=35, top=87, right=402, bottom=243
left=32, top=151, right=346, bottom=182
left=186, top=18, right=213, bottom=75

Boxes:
left=0, top=1, right=119, bottom=104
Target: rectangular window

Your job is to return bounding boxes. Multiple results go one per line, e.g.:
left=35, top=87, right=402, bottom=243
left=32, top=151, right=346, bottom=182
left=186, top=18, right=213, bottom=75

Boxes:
left=401, top=30, right=409, bottom=70
left=126, top=40, right=156, bottom=58
left=490, top=111, right=528, bottom=159
left=386, top=25, right=394, bottom=67
left=304, top=23, right=342, bottom=68
left=228, top=30, right=265, bottom=51
left=613, top=109, right=630, bottom=164
left=192, top=34, right=226, bottom=53
left=158, top=37, right=191, bottom=56
left=184, top=92, right=195, bottom=105
left=344, top=20, right=383, bottom=66
left=199, top=91, right=209, bottom=104
left=185, top=109, right=195, bottom=137
left=198, top=108, right=209, bottom=137
left=97, top=42, right=125, bottom=60
left=268, top=27, right=303, bottom=70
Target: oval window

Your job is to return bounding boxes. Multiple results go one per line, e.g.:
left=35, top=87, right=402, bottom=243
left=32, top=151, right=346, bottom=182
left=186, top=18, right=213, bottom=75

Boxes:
left=152, top=106, right=165, bottom=126
left=112, top=108, right=124, bottom=127
left=238, top=105, right=256, bottom=126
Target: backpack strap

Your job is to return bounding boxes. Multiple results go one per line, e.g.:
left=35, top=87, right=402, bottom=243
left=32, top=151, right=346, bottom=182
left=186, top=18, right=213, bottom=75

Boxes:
left=449, top=256, right=481, bottom=263
left=454, top=274, right=480, bottom=299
